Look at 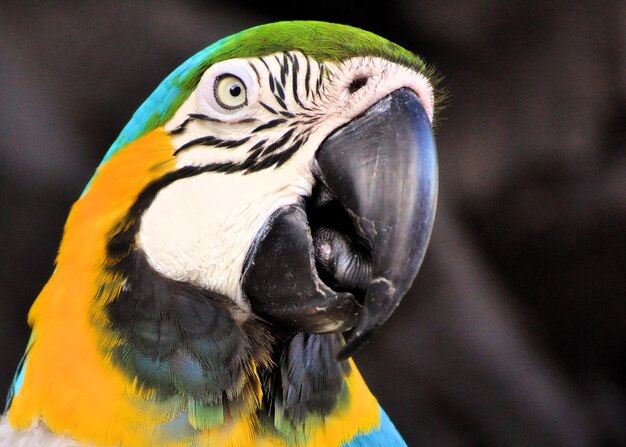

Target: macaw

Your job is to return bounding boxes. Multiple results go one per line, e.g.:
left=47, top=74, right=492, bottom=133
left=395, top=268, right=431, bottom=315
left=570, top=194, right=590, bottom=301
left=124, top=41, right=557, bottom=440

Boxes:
left=1, top=21, right=438, bottom=446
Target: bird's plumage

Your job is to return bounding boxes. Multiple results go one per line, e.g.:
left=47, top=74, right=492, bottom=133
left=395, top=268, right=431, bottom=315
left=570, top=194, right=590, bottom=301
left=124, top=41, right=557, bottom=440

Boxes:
left=3, top=20, right=437, bottom=446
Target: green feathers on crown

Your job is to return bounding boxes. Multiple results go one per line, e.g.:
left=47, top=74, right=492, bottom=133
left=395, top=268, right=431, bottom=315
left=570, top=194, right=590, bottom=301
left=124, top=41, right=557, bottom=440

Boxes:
left=102, top=21, right=430, bottom=164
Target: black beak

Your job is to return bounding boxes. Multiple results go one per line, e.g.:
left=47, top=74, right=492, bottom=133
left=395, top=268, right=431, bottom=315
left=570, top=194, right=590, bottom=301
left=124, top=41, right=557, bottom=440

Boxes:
left=242, top=88, right=438, bottom=359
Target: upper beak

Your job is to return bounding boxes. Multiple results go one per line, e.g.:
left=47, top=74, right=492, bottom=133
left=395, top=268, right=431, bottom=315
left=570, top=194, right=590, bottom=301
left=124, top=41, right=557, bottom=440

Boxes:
left=242, top=88, right=438, bottom=359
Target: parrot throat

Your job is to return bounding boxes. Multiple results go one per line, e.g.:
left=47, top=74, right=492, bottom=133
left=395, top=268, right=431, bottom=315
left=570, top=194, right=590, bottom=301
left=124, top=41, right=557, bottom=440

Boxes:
left=105, top=249, right=269, bottom=400
left=7, top=129, right=380, bottom=446
left=101, top=169, right=352, bottom=438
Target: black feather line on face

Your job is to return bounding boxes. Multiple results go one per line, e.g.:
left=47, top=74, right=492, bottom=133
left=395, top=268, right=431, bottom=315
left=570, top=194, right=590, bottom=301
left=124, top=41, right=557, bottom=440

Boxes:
left=290, top=54, right=312, bottom=111
left=169, top=126, right=304, bottom=174
left=275, top=78, right=286, bottom=101
left=304, top=56, right=312, bottom=99
left=274, top=95, right=288, bottom=111
left=316, top=62, right=324, bottom=96
left=248, top=61, right=261, bottom=83
left=269, top=73, right=276, bottom=94
left=274, top=137, right=305, bottom=167
left=174, top=135, right=251, bottom=155
left=168, top=114, right=257, bottom=138
left=245, top=133, right=303, bottom=173
left=260, top=101, right=278, bottom=115
left=262, top=128, right=295, bottom=156
left=168, top=114, right=223, bottom=135
left=252, top=119, right=287, bottom=133
left=247, top=139, right=267, bottom=154
left=285, top=52, right=296, bottom=67
left=276, top=54, right=287, bottom=88
left=281, top=54, right=289, bottom=87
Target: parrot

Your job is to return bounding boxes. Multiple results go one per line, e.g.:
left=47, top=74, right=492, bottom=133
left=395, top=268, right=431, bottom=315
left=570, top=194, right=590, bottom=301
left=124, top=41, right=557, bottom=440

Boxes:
left=0, top=21, right=438, bottom=447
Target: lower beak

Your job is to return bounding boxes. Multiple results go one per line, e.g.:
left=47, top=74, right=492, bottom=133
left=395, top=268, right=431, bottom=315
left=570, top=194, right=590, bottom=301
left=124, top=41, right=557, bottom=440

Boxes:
left=242, top=88, right=438, bottom=359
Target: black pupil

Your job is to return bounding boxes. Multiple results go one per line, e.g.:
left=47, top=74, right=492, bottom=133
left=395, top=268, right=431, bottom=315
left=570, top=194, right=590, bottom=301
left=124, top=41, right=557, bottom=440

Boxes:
left=230, top=84, right=242, bottom=97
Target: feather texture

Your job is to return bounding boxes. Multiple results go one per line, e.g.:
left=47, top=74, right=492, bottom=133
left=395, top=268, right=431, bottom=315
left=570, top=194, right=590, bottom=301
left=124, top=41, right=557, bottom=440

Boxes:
left=2, top=21, right=429, bottom=446
left=0, top=416, right=84, bottom=447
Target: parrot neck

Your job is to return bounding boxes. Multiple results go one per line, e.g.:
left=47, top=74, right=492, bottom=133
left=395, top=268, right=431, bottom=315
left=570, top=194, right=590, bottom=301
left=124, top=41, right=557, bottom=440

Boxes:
left=6, top=128, right=381, bottom=446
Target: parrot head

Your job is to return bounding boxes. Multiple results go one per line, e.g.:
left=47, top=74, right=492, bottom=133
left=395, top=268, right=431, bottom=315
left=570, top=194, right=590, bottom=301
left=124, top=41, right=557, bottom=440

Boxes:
left=5, top=21, right=438, bottom=447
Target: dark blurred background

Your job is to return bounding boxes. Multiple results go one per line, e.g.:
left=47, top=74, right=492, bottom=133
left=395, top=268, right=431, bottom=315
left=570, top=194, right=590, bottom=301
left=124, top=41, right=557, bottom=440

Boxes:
left=1, top=1, right=624, bottom=445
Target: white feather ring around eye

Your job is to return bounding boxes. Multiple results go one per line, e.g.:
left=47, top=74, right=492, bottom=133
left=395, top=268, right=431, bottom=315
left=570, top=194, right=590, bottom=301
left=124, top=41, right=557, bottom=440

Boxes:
left=196, top=59, right=259, bottom=121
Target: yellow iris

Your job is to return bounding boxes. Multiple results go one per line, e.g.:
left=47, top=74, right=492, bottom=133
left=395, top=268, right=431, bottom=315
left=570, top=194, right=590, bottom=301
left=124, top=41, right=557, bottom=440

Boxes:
left=214, top=74, right=247, bottom=109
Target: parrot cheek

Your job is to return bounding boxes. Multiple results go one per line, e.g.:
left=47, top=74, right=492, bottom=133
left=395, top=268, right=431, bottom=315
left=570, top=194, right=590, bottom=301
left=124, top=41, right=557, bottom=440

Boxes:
left=242, top=88, right=438, bottom=357
left=136, top=166, right=314, bottom=312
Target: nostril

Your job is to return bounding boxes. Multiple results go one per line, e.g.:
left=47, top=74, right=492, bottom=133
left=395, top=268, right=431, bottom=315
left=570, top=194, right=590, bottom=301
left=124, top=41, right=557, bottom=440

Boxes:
left=348, top=76, right=368, bottom=94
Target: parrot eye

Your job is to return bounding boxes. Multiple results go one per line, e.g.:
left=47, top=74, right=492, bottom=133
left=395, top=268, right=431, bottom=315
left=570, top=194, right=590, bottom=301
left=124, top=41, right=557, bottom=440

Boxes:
left=196, top=59, right=259, bottom=121
left=214, top=74, right=247, bottom=110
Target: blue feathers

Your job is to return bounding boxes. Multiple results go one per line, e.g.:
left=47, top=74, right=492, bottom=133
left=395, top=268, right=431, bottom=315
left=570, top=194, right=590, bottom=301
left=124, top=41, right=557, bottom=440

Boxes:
left=4, top=333, right=34, bottom=412
left=342, top=406, right=407, bottom=447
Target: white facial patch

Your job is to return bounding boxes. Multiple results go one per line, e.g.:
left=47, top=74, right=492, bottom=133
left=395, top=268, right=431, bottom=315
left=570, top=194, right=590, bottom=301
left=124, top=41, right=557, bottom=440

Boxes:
left=138, top=157, right=313, bottom=310
left=138, top=52, right=434, bottom=311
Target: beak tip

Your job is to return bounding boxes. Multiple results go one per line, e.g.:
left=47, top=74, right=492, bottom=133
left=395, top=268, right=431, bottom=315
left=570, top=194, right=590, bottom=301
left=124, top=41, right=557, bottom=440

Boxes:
left=321, top=89, right=437, bottom=359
